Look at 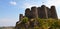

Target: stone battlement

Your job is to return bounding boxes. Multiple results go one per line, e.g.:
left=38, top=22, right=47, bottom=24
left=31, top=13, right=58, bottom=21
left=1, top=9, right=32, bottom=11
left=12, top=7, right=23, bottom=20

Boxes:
left=20, top=5, right=58, bottom=20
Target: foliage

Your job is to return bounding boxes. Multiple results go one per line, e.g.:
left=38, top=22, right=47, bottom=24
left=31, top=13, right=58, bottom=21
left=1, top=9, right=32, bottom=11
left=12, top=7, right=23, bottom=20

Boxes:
left=22, top=17, right=28, bottom=23
left=17, top=18, right=60, bottom=29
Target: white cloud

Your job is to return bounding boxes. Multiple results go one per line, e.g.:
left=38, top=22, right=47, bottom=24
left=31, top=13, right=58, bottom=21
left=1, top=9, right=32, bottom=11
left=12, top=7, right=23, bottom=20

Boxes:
left=9, top=1, right=17, bottom=5
left=45, top=0, right=60, bottom=7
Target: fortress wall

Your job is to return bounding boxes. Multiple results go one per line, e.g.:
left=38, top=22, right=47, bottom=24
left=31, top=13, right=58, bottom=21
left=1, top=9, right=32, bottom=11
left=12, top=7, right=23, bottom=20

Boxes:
left=50, top=6, right=58, bottom=19
left=40, top=5, right=48, bottom=18
left=20, top=5, right=58, bottom=19
left=37, top=7, right=41, bottom=18
left=25, top=8, right=31, bottom=18
left=46, top=7, right=51, bottom=18
left=31, top=6, right=38, bottom=18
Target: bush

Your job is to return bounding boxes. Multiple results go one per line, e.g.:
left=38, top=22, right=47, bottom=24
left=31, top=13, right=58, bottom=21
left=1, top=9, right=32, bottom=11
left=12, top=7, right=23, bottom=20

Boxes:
left=22, top=17, right=28, bottom=23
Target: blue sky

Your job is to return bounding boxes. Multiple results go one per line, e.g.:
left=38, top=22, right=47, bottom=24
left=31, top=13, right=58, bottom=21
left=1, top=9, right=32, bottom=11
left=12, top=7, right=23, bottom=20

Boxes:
left=0, top=0, right=60, bottom=27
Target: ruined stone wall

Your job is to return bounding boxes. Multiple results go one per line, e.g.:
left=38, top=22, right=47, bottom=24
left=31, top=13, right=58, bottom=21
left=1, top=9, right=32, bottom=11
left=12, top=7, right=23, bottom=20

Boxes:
left=37, top=7, right=41, bottom=18
left=40, top=5, right=48, bottom=19
left=31, top=6, right=38, bottom=18
left=46, top=7, right=51, bottom=18
left=25, top=8, right=31, bottom=18
left=20, top=5, right=58, bottom=19
left=50, top=6, right=58, bottom=19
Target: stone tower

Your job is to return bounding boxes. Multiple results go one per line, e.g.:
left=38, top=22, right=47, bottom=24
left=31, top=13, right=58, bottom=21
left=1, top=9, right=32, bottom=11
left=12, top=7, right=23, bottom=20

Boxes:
left=31, top=6, right=38, bottom=18
left=25, top=8, right=31, bottom=18
left=46, top=7, right=51, bottom=18
left=39, top=5, right=48, bottom=19
left=19, top=14, right=23, bottom=21
left=37, top=7, right=41, bottom=18
left=50, top=6, right=58, bottom=19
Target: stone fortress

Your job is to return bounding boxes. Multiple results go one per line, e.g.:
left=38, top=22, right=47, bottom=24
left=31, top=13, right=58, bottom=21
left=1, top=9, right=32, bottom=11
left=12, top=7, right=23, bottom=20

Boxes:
left=15, top=5, right=58, bottom=29
left=20, top=5, right=58, bottom=21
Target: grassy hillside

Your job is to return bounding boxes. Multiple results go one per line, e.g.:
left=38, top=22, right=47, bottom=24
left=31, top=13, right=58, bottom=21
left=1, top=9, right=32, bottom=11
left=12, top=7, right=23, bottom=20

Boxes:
left=15, top=17, right=60, bottom=29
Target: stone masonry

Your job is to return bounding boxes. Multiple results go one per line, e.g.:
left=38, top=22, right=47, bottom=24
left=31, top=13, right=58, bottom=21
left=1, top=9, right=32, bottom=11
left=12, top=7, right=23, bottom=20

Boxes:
left=24, top=5, right=58, bottom=19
